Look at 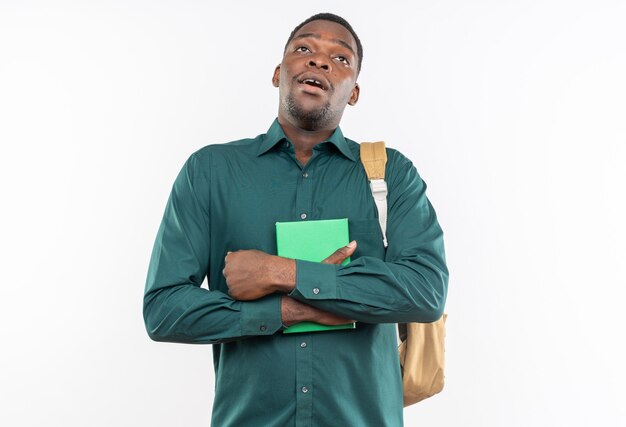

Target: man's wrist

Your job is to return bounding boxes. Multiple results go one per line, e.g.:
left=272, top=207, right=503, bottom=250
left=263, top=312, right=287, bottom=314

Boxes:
left=281, top=295, right=303, bottom=326
left=270, top=256, right=296, bottom=293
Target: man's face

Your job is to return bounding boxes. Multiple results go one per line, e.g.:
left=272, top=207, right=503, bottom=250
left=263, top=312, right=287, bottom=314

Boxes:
left=273, top=20, right=360, bottom=131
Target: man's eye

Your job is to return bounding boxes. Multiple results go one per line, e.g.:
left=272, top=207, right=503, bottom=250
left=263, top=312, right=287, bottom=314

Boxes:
left=336, top=56, right=350, bottom=65
left=295, top=46, right=310, bottom=53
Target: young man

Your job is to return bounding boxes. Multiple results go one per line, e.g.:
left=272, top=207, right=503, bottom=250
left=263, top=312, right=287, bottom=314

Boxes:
left=144, top=13, right=448, bottom=427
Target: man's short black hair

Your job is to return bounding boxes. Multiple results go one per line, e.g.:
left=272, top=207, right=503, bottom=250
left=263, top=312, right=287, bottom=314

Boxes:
left=284, top=13, right=363, bottom=74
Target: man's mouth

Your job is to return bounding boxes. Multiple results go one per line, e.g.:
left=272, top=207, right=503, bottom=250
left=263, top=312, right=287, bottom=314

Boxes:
left=302, top=78, right=324, bottom=89
left=297, top=75, right=329, bottom=91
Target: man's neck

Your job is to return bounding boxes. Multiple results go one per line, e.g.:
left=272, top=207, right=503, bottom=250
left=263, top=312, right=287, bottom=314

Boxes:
left=278, top=116, right=338, bottom=166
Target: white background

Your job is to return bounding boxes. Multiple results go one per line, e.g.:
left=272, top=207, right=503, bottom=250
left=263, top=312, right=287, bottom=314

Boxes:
left=1, top=1, right=625, bottom=426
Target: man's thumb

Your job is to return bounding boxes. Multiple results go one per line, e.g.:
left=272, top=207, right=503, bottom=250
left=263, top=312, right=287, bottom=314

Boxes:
left=322, top=241, right=357, bottom=265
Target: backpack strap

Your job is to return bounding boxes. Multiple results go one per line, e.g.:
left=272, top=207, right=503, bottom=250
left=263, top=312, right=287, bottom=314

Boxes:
left=360, top=141, right=388, bottom=248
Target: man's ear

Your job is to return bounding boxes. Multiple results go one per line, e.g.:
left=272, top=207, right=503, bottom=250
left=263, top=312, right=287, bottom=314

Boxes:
left=348, top=83, right=360, bottom=106
left=272, top=65, right=281, bottom=87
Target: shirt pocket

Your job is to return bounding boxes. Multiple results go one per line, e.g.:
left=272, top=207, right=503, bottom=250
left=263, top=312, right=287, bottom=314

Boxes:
left=349, top=218, right=386, bottom=260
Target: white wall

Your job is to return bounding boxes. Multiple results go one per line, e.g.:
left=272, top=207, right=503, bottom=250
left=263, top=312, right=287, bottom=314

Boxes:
left=1, top=1, right=625, bottom=426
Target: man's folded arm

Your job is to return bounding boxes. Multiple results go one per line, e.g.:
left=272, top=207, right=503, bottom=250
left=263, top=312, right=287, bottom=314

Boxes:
left=144, top=287, right=283, bottom=344
left=143, top=154, right=282, bottom=344
left=288, top=155, right=449, bottom=324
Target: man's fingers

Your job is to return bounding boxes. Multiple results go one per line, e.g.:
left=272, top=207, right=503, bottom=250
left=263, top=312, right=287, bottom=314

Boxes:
left=318, top=312, right=355, bottom=325
left=326, top=316, right=356, bottom=325
left=322, top=241, right=357, bottom=265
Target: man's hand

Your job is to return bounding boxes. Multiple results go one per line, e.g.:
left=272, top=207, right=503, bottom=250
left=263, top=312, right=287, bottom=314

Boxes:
left=322, top=240, right=357, bottom=265
left=281, top=295, right=355, bottom=326
left=223, top=250, right=295, bottom=300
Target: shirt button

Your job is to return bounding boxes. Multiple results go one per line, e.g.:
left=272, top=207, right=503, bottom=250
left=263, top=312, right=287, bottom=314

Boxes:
left=301, top=386, right=309, bottom=393
left=300, top=342, right=307, bottom=348
left=302, top=172, right=309, bottom=178
left=259, top=325, right=266, bottom=332
left=313, top=288, right=320, bottom=295
left=300, top=213, right=307, bottom=220
left=283, top=141, right=290, bottom=148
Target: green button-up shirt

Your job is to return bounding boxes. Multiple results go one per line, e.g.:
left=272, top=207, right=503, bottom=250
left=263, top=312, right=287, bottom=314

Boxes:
left=144, top=119, right=448, bottom=427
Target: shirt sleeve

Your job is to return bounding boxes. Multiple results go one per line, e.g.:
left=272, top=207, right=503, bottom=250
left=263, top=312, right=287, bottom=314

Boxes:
left=288, top=151, right=448, bottom=324
left=143, top=153, right=283, bottom=344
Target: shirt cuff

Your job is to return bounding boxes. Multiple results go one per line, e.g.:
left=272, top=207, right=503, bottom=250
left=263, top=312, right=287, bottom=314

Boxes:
left=290, top=259, right=338, bottom=300
left=240, top=293, right=282, bottom=336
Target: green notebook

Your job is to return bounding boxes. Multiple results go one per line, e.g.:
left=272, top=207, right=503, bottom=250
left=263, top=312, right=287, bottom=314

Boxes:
left=276, top=218, right=356, bottom=334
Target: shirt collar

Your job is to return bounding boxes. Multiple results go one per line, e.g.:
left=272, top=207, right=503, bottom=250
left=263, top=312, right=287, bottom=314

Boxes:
left=257, top=118, right=356, bottom=162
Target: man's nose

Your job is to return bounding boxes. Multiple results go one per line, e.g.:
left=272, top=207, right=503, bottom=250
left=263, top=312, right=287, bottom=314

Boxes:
left=307, top=57, right=330, bottom=71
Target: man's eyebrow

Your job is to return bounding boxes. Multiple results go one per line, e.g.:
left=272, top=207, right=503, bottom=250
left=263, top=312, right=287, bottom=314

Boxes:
left=291, top=33, right=356, bottom=56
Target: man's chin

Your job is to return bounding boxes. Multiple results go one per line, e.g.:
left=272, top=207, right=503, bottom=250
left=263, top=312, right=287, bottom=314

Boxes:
left=291, top=98, right=327, bottom=114
left=284, top=97, right=333, bottom=130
